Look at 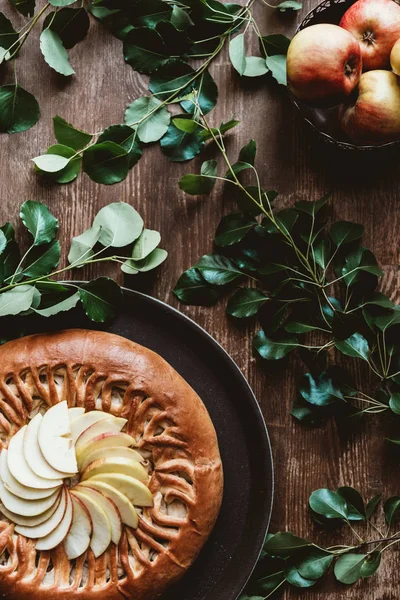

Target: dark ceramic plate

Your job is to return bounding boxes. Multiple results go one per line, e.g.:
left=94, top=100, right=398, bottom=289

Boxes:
left=13, top=287, right=274, bottom=600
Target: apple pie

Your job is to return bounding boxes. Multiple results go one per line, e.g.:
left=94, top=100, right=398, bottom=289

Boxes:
left=0, top=329, right=223, bottom=599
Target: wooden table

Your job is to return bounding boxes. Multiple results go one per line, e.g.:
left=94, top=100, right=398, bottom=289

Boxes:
left=1, top=1, right=398, bottom=597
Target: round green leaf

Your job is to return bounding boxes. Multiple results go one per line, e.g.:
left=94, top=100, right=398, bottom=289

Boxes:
left=32, top=154, right=70, bottom=173
left=40, top=29, right=75, bottom=76
left=243, top=56, right=268, bottom=77
left=98, top=125, right=142, bottom=168
left=294, top=548, right=334, bottom=580
left=43, top=7, right=90, bottom=49
left=179, top=159, right=217, bottom=195
left=149, top=59, right=193, bottom=98
left=122, top=247, right=167, bottom=274
left=337, top=486, right=365, bottom=521
left=125, top=96, right=171, bottom=143
left=335, top=333, right=369, bottom=361
left=68, top=225, right=101, bottom=266
left=49, top=0, right=76, bottom=6
left=266, top=54, right=286, bottom=84
left=226, top=288, right=268, bottom=318
left=334, top=554, right=367, bottom=585
left=82, top=141, right=129, bottom=184
left=160, top=119, right=203, bottom=162
left=131, top=229, right=161, bottom=260
left=0, top=85, right=39, bottom=134
left=285, top=566, right=316, bottom=588
left=309, top=489, right=348, bottom=520
left=123, top=27, right=167, bottom=73
left=22, top=241, right=61, bottom=278
left=173, top=267, right=220, bottom=306
left=389, top=392, right=400, bottom=414
left=330, top=221, right=364, bottom=247
left=0, top=285, right=35, bottom=316
left=78, top=277, right=122, bottom=323
left=0, top=13, right=18, bottom=51
left=93, top=202, right=144, bottom=247
left=229, top=33, right=246, bottom=75
left=20, top=201, right=58, bottom=246
left=42, top=144, right=82, bottom=184
left=195, top=254, right=243, bottom=285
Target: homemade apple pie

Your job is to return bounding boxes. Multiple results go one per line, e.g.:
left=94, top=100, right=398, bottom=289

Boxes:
left=0, top=330, right=223, bottom=599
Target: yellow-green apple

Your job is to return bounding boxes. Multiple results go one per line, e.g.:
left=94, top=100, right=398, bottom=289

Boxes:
left=340, top=70, right=400, bottom=144
left=71, top=489, right=112, bottom=557
left=75, top=417, right=128, bottom=457
left=81, top=480, right=138, bottom=529
left=287, top=24, right=362, bottom=105
left=89, top=473, right=153, bottom=507
left=64, top=495, right=92, bottom=560
left=80, top=446, right=143, bottom=472
left=340, top=0, right=400, bottom=70
left=390, top=38, right=400, bottom=75
left=81, top=457, right=148, bottom=483
left=70, top=410, right=112, bottom=443
left=76, top=432, right=137, bottom=469
left=75, top=486, right=121, bottom=544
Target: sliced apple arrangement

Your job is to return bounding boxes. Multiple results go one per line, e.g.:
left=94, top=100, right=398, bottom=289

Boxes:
left=287, top=0, right=400, bottom=145
left=0, top=402, right=153, bottom=559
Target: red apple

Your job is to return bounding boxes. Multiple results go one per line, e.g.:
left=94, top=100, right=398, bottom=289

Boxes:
left=287, top=24, right=362, bottom=106
left=390, top=37, right=400, bottom=75
left=340, top=0, right=400, bottom=71
left=340, top=70, right=400, bottom=144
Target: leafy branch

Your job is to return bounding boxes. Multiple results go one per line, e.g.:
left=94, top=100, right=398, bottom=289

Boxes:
left=0, top=200, right=167, bottom=328
left=241, top=486, right=400, bottom=598
left=173, top=108, right=400, bottom=437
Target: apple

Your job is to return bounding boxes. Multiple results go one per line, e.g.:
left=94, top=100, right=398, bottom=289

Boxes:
left=24, top=414, right=67, bottom=481
left=89, top=473, right=153, bottom=507
left=80, top=445, right=143, bottom=473
left=77, top=432, right=137, bottom=469
left=39, top=402, right=78, bottom=474
left=75, top=417, right=128, bottom=456
left=0, top=496, right=61, bottom=527
left=15, top=488, right=67, bottom=539
left=287, top=23, right=362, bottom=105
left=81, top=480, right=138, bottom=529
left=74, top=486, right=121, bottom=545
left=81, top=457, right=148, bottom=483
left=71, top=489, right=112, bottom=557
left=340, top=0, right=400, bottom=70
left=64, top=495, right=92, bottom=560
left=36, top=491, right=73, bottom=551
left=70, top=410, right=114, bottom=442
left=68, top=407, right=85, bottom=421
left=7, top=426, right=62, bottom=489
left=0, top=450, right=56, bottom=500
left=340, top=70, right=400, bottom=144
left=390, top=38, right=400, bottom=75
left=0, top=479, right=60, bottom=517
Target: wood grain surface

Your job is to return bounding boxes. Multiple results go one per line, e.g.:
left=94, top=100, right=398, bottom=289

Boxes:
left=0, top=1, right=398, bottom=598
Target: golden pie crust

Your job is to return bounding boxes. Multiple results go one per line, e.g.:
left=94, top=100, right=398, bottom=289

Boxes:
left=0, top=329, right=223, bottom=599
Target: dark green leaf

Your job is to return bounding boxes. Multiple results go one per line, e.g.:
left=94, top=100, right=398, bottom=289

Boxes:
left=20, top=201, right=58, bottom=246
left=149, top=59, right=193, bottom=98
left=330, top=221, right=364, bottom=247
left=78, top=277, right=121, bottom=322
left=9, top=0, right=34, bottom=17
left=254, top=330, right=298, bottom=360
left=284, top=565, right=316, bottom=588
left=195, top=254, right=243, bottom=285
left=360, top=551, right=381, bottom=578
left=384, top=496, right=400, bottom=527
left=335, top=333, right=369, bottom=362
left=0, top=12, right=18, bottom=51
left=342, top=247, right=383, bottom=287
left=226, top=288, right=267, bottom=318
left=123, top=27, right=167, bottom=73
left=22, top=240, right=61, bottom=277
left=294, top=548, right=334, bottom=580
left=0, top=85, right=39, bottom=134
left=173, top=267, right=220, bottom=305
left=309, top=489, right=348, bottom=520
left=239, top=139, right=256, bottom=165
left=256, top=571, right=286, bottom=594
left=291, top=394, right=326, bottom=426
left=389, top=392, right=400, bottom=415
left=334, top=554, right=367, bottom=585
left=53, top=115, right=92, bottom=150
left=314, top=239, right=331, bottom=270
left=181, top=69, right=218, bottom=115
left=284, top=321, right=318, bottom=333
left=132, top=0, right=172, bottom=27
left=173, top=118, right=198, bottom=133
left=0, top=231, right=6, bottom=256
left=337, top=487, right=365, bottom=521
left=366, top=494, right=382, bottom=520
left=40, top=29, right=75, bottom=76
left=179, top=160, right=217, bottom=195
left=299, top=372, right=344, bottom=407
left=263, top=532, right=312, bottom=557
left=198, top=118, right=239, bottom=141
left=82, top=141, right=129, bottom=184
left=125, top=96, right=170, bottom=143
left=215, top=214, right=255, bottom=247
left=98, top=125, right=142, bottom=168
left=43, top=7, right=90, bottom=49
left=170, top=5, right=194, bottom=30
left=236, top=186, right=278, bottom=215
left=160, top=118, right=203, bottom=162
left=266, top=54, right=286, bottom=85
left=260, top=33, right=290, bottom=57
left=155, top=20, right=191, bottom=55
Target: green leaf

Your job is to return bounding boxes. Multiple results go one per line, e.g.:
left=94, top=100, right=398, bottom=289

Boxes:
left=266, top=54, right=287, bottom=85
left=254, top=330, right=298, bottom=360
left=366, top=494, right=382, bottom=520
left=260, top=33, right=290, bottom=56
left=93, top=202, right=143, bottom=247
left=179, top=160, right=217, bottom=195
left=173, top=267, right=220, bottom=305
left=389, top=392, right=400, bottom=415
left=314, top=239, right=331, bottom=270
left=68, top=225, right=101, bottom=266
left=34, top=292, right=80, bottom=316
left=49, top=0, right=76, bottom=6
left=181, top=69, right=218, bottom=115
left=243, top=56, right=268, bottom=77
left=98, top=125, right=142, bottom=169
left=309, top=489, right=348, bottom=520
left=199, top=118, right=239, bottom=141
left=335, top=333, right=369, bottom=362
left=334, top=554, right=367, bottom=584
left=20, top=201, right=58, bottom=246
left=125, top=96, right=170, bottom=143
left=284, top=321, right=317, bottom=333
left=226, top=288, right=267, bottom=318
left=215, top=214, right=255, bottom=247
left=9, top=0, right=34, bottom=17
left=0, top=13, right=18, bottom=51
left=132, top=0, right=172, bottom=28
left=239, top=139, right=256, bottom=165
left=263, top=532, right=312, bottom=557
left=299, top=372, right=344, bottom=407
left=0, top=85, right=39, bottom=134
left=330, top=221, right=364, bottom=247
left=148, top=59, right=193, bottom=97
left=121, top=247, right=167, bottom=274
left=171, top=5, right=194, bottom=30
left=342, top=246, right=383, bottom=287
left=53, top=115, right=92, bottom=150
left=43, top=7, right=90, bottom=49
left=160, top=119, right=203, bottom=162
left=0, top=231, right=6, bottom=256
left=78, top=277, right=121, bottom=322
left=0, top=285, right=35, bottom=316
left=337, top=487, right=365, bottom=521
left=155, top=20, right=191, bottom=55
left=256, top=571, right=286, bottom=595
left=195, top=254, right=243, bottom=285
left=173, top=118, right=198, bottom=133
left=360, top=551, right=381, bottom=578
left=22, top=240, right=61, bottom=277
left=229, top=33, right=246, bottom=75
left=40, top=29, right=75, bottom=76
left=82, top=141, right=129, bottom=184
left=39, top=144, right=81, bottom=184
left=295, top=194, right=330, bottom=216
left=284, top=566, right=316, bottom=588
left=276, top=0, right=302, bottom=9
left=32, top=154, right=70, bottom=173
left=131, top=229, right=160, bottom=260
left=384, top=496, right=400, bottom=527
left=294, top=548, right=334, bottom=580
left=123, top=27, right=167, bottom=73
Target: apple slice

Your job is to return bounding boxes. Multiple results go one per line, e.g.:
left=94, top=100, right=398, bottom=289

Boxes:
left=80, top=481, right=138, bottom=529
left=75, top=418, right=128, bottom=457
left=77, top=432, right=137, bottom=469
left=70, top=411, right=112, bottom=443
left=68, top=407, right=85, bottom=421
left=64, top=495, right=92, bottom=560
left=36, top=491, right=73, bottom=551
left=82, top=457, right=148, bottom=483
left=89, top=473, right=153, bottom=507
left=7, top=426, right=62, bottom=489
left=74, top=486, right=121, bottom=545
left=81, top=446, right=143, bottom=473
left=1, top=449, right=57, bottom=500
left=0, top=495, right=61, bottom=526
left=71, top=489, right=112, bottom=557
left=24, top=414, right=68, bottom=480
left=15, top=488, right=67, bottom=538
left=38, top=401, right=78, bottom=474
left=0, top=480, right=60, bottom=516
